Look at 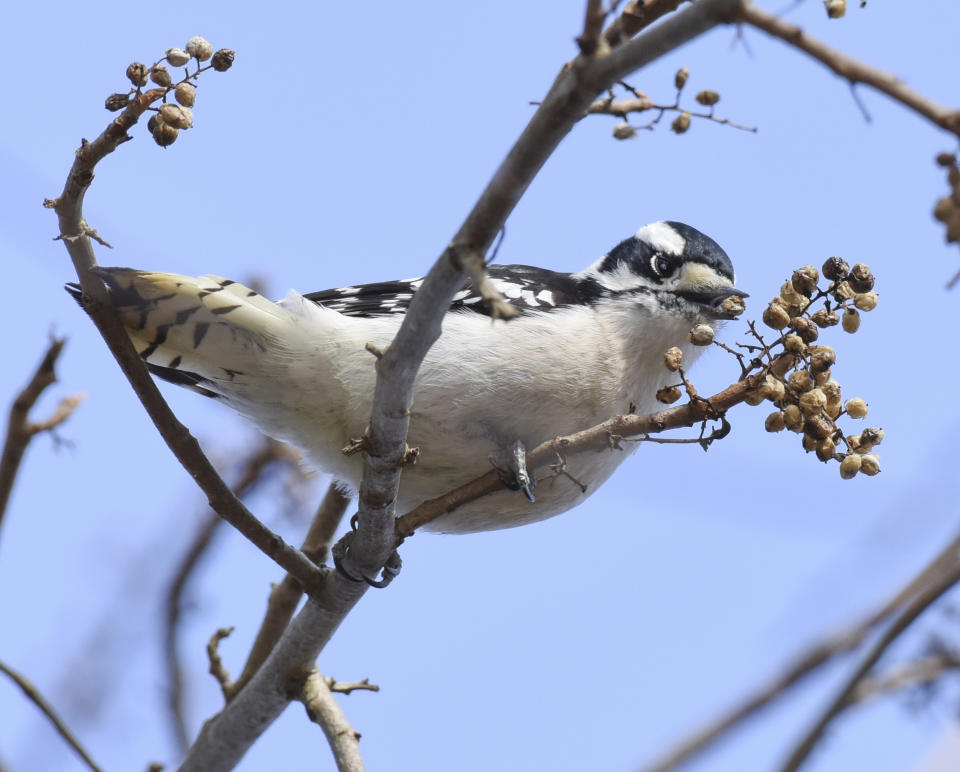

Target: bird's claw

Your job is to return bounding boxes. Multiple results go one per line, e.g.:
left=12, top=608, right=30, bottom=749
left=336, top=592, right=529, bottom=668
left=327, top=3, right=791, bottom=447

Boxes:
left=490, top=439, right=536, bottom=503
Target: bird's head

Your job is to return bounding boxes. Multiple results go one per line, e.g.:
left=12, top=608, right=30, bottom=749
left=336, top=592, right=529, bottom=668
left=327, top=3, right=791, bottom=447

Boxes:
left=577, top=220, right=747, bottom=321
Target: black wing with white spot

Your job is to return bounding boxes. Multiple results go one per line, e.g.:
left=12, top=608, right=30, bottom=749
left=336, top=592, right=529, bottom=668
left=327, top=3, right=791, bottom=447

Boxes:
left=304, top=265, right=606, bottom=319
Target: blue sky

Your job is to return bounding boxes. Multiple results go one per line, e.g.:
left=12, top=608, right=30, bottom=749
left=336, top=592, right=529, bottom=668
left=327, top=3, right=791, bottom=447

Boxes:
left=2, top=1, right=960, bottom=771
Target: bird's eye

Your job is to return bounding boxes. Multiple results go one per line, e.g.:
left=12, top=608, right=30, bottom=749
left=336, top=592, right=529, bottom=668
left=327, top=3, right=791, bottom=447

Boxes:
left=651, top=255, right=672, bottom=277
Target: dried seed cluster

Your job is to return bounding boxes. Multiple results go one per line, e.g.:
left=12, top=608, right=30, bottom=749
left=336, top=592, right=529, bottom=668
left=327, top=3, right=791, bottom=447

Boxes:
left=755, top=259, right=882, bottom=479
left=105, top=36, right=234, bottom=148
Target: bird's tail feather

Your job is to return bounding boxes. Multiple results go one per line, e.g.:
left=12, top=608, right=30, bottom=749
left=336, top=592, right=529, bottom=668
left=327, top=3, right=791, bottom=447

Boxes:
left=67, top=269, right=293, bottom=395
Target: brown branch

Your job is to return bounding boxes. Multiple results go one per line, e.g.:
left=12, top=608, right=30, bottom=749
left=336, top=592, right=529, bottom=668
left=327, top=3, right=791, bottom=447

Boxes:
left=738, top=2, right=960, bottom=137
left=230, top=483, right=351, bottom=699
left=164, top=438, right=296, bottom=752
left=327, top=677, right=380, bottom=695
left=585, top=95, right=757, bottom=132
left=297, top=668, right=365, bottom=772
left=780, top=559, right=960, bottom=772
left=848, top=653, right=960, bottom=706
left=48, top=90, right=325, bottom=595
left=396, top=371, right=761, bottom=538
left=0, top=337, right=70, bottom=541
left=0, top=659, right=103, bottom=772
left=604, top=0, right=687, bottom=47
left=577, top=0, right=607, bottom=55
left=207, top=627, right=236, bottom=699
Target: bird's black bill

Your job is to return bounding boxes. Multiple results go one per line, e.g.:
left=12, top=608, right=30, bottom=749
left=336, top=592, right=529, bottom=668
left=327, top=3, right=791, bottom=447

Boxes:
left=677, top=285, right=749, bottom=319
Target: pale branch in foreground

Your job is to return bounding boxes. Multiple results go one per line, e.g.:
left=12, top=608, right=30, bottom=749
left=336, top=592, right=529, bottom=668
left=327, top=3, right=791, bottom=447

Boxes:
left=297, top=668, right=366, bottom=772
left=0, top=660, right=102, bottom=772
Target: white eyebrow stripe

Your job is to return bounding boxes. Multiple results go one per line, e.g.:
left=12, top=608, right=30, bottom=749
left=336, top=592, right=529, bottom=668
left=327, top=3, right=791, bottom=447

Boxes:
left=635, top=221, right=686, bottom=256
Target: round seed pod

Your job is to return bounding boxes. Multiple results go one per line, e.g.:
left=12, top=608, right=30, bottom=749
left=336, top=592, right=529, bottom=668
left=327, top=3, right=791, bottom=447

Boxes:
left=936, top=152, right=957, bottom=167
left=805, top=415, right=834, bottom=440
left=186, top=36, right=214, bottom=61
left=860, top=454, right=881, bottom=476
left=821, top=380, right=842, bottom=403
left=688, top=324, right=714, bottom=346
left=784, top=334, right=806, bottom=354
left=150, top=64, right=173, bottom=87
left=159, top=104, right=193, bottom=129
left=174, top=83, right=196, bottom=107
left=671, top=112, right=691, bottom=134
left=840, top=453, right=861, bottom=479
left=825, top=0, right=847, bottom=18
left=811, top=308, right=839, bottom=328
left=799, top=388, right=828, bottom=417
left=841, top=307, right=861, bottom=333
left=763, top=303, right=790, bottom=330
left=848, top=264, right=875, bottom=293
left=861, top=427, right=884, bottom=447
left=759, top=375, right=786, bottom=403
left=825, top=398, right=841, bottom=420
left=822, top=256, right=850, bottom=281
left=790, top=316, right=819, bottom=344
left=816, top=438, right=836, bottom=461
left=854, top=291, right=878, bottom=311
left=788, top=369, right=814, bottom=394
left=791, top=265, right=819, bottom=297
left=846, top=434, right=862, bottom=452
left=814, top=368, right=832, bottom=387
left=783, top=404, right=804, bottom=432
left=613, top=122, right=637, bottom=140
left=744, top=388, right=766, bottom=406
left=166, top=48, right=191, bottom=67
left=675, top=67, right=690, bottom=90
left=105, top=92, right=130, bottom=112
left=765, top=411, right=786, bottom=432
left=809, top=346, right=836, bottom=373
left=152, top=122, right=179, bottom=147
left=802, top=433, right=819, bottom=453
left=126, top=62, right=148, bottom=87
left=663, top=346, right=683, bottom=372
left=719, top=295, right=746, bottom=316
left=696, top=89, right=720, bottom=106
left=934, top=197, right=955, bottom=222
left=845, top=398, right=868, bottom=419
left=211, top=49, right=235, bottom=72
left=656, top=385, right=682, bottom=404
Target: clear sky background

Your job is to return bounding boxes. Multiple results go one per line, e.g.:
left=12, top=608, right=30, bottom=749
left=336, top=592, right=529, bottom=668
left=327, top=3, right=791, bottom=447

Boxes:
left=2, top=2, right=960, bottom=771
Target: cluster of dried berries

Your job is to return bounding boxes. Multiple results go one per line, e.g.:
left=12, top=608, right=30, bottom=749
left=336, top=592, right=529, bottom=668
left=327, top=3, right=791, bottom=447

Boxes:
left=933, top=152, right=960, bottom=243
left=104, top=36, right=234, bottom=148
left=611, top=67, right=726, bottom=140
left=756, top=259, right=881, bottom=478
left=655, top=258, right=882, bottom=480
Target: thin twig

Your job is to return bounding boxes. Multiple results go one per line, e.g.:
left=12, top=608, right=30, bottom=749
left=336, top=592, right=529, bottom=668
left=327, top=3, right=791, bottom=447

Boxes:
left=0, top=337, right=71, bottom=542
left=848, top=653, right=960, bottom=706
left=577, top=0, right=607, bottom=55
left=164, top=438, right=296, bottom=752
left=780, top=559, right=960, bottom=772
left=0, top=660, right=103, bottom=772
left=738, top=1, right=960, bottom=137
left=327, top=677, right=380, bottom=695
left=297, top=668, right=366, bottom=772
left=207, top=627, right=236, bottom=699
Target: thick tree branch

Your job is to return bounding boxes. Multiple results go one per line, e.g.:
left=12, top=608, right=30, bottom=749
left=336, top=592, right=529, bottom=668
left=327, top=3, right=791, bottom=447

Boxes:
left=604, top=0, right=688, bottom=47
left=297, top=668, right=365, bottom=772
left=47, top=93, right=325, bottom=595
left=0, top=660, right=103, bottom=772
left=181, top=3, right=743, bottom=768
left=738, top=2, right=960, bottom=136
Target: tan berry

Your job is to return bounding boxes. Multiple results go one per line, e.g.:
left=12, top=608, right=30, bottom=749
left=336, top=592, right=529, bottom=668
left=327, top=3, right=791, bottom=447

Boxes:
left=166, top=47, right=191, bottom=67
left=719, top=294, right=746, bottom=316
left=860, top=454, right=881, bottom=476
left=816, top=438, right=836, bottom=461
left=663, top=346, right=683, bottom=371
left=936, top=152, right=957, bottom=168
left=822, top=256, right=850, bottom=281
left=848, top=263, right=875, bottom=293
left=186, top=36, right=214, bottom=61
left=861, top=427, right=884, bottom=447
left=791, top=316, right=819, bottom=344
left=842, top=307, right=861, bottom=333
left=802, top=433, right=819, bottom=453
left=833, top=281, right=856, bottom=301
left=934, top=197, right=955, bottom=222
left=149, top=64, right=173, bottom=87
left=788, top=369, right=814, bottom=393
left=814, top=369, right=832, bottom=387
left=613, top=122, right=637, bottom=140
left=809, top=346, right=836, bottom=373
left=126, top=62, right=148, bottom=87
left=763, top=303, right=791, bottom=330
left=656, top=385, right=682, bottom=404
left=811, top=308, right=840, bottom=328
left=159, top=104, right=193, bottom=129
left=854, top=291, right=878, bottom=311
left=105, top=92, right=130, bottom=112
left=783, top=404, right=804, bottom=432
left=688, top=324, right=714, bottom=346
left=744, top=388, right=767, bottom=406
left=824, top=0, right=846, bottom=18
left=672, top=112, right=691, bottom=134
left=840, top=453, right=861, bottom=479
left=695, top=89, right=720, bottom=106
left=845, top=397, right=868, bottom=419
left=211, top=49, right=235, bottom=72
left=805, top=415, right=835, bottom=441
left=784, top=334, right=806, bottom=354
left=765, top=411, right=786, bottom=432
left=174, top=83, right=196, bottom=107
left=759, top=375, right=786, bottom=403
left=152, top=122, right=179, bottom=147
left=674, top=67, right=690, bottom=90
left=799, top=388, right=828, bottom=417
left=791, top=265, right=819, bottom=297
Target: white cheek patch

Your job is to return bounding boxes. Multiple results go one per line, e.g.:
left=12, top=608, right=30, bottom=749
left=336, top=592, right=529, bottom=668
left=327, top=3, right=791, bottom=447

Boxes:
left=680, top=263, right=731, bottom=288
left=635, top=221, right=686, bottom=256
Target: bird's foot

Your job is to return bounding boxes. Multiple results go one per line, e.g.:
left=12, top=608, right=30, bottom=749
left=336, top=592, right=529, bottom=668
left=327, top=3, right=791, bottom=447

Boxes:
left=489, top=439, right=536, bottom=503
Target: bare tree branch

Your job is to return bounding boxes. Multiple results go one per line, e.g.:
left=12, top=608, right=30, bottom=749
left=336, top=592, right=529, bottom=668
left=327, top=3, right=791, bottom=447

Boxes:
left=181, top=3, right=744, bottom=768
left=848, top=653, right=960, bottom=706
left=577, top=0, right=607, bottom=55
left=164, top=438, right=297, bottom=752
left=230, top=483, right=351, bottom=699
left=604, top=0, right=687, bottom=47
left=207, top=627, right=236, bottom=699
left=738, top=2, right=960, bottom=136
left=0, top=336, right=75, bottom=542
left=297, top=668, right=365, bottom=772
left=47, top=91, right=325, bottom=593
left=0, top=660, right=103, bottom=772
